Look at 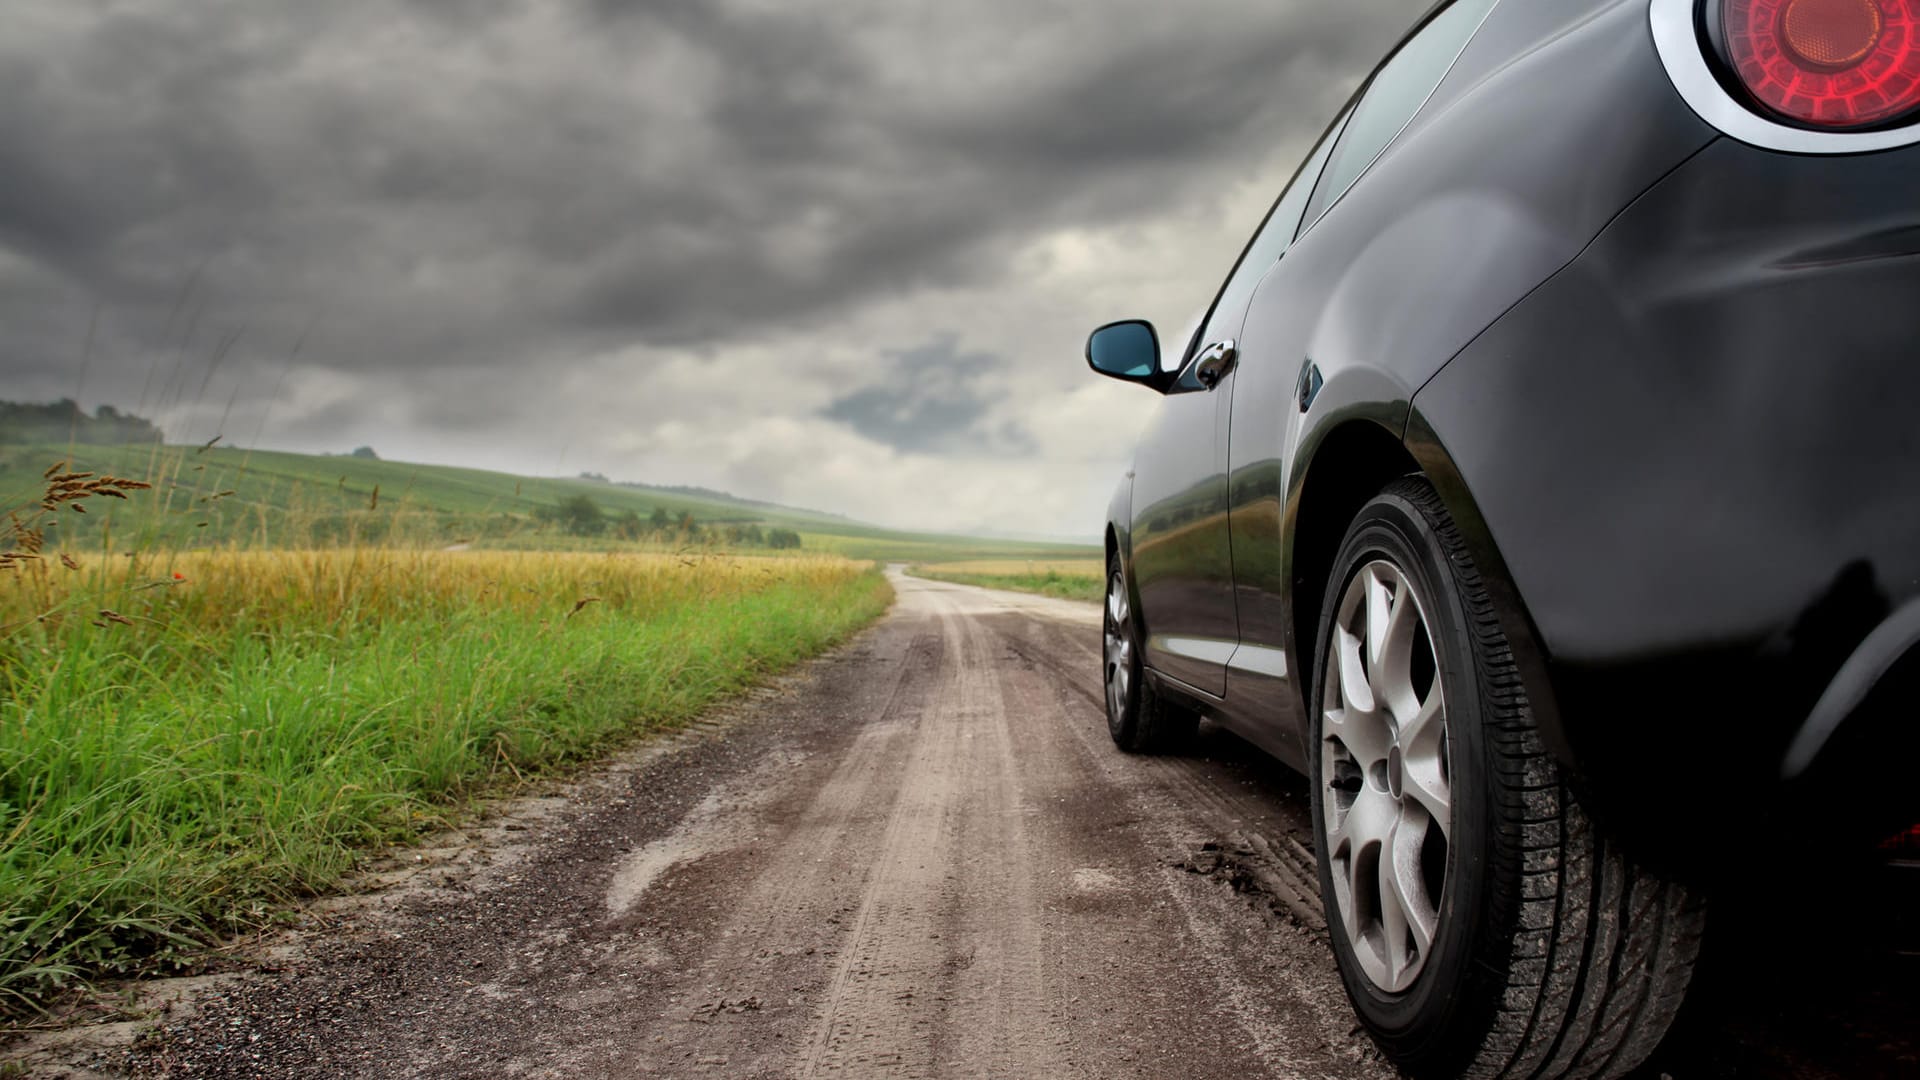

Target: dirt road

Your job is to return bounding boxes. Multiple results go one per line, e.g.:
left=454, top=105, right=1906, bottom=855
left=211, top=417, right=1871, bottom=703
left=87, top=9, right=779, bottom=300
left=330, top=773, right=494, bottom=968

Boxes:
left=30, top=570, right=1914, bottom=1078
left=82, top=570, right=1378, bottom=1079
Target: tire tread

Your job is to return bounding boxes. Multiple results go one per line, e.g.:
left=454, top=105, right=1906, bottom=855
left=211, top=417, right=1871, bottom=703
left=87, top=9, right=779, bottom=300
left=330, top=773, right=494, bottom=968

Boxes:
left=1373, top=479, right=1706, bottom=1080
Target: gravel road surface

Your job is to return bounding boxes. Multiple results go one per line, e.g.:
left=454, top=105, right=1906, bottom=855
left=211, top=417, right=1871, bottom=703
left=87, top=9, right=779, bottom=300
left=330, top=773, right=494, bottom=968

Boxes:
left=93, top=570, right=1385, bottom=1079
left=19, top=570, right=1916, bottom=1078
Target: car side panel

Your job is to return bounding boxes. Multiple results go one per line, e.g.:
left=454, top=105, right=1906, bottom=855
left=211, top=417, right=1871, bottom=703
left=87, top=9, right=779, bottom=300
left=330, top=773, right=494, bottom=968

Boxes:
left=1221, top=0, right=1714, bottom=751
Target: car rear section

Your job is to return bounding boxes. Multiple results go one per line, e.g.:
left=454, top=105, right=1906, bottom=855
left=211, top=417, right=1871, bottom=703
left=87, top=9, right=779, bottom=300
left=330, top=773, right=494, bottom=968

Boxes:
left=1411, top=3, right=1920, bottom=873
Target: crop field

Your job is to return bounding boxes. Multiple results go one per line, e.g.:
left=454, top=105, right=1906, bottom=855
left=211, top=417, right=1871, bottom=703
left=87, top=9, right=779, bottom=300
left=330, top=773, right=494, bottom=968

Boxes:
left=908, top=559, right=1105, bottom=604
left=0, top=465, right=891, bottom=1016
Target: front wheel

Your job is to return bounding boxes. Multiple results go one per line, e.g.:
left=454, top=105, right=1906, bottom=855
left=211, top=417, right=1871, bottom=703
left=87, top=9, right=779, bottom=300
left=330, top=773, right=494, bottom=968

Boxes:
left=1309, top=479, right=1706, bottom=1079
left=1103, top=558, right=1195, bottom=754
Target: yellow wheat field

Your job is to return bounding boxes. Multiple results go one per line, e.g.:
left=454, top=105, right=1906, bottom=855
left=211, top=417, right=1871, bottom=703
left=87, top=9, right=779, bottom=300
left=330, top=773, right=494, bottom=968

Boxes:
left=1, top=549, right=877, bottom=643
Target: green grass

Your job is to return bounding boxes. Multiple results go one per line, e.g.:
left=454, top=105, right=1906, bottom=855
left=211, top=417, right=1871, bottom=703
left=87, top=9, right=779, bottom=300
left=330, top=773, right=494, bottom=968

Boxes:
left=0, top=549, right=891, bottom=1015
left=809, top=534, right=1099, bottom=564
left=0, top=443, right=1099, bottom=564
left=908, top=559, right=1105, bottom=604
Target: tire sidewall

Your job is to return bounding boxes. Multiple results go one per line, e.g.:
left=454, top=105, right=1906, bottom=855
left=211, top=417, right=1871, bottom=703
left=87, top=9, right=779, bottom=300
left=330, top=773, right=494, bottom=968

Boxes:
left=1308, top=487, right=1501, bottom=1059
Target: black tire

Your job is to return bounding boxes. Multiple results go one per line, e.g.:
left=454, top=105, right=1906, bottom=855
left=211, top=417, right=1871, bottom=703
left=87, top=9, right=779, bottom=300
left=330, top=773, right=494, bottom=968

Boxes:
left=1104, top=557, right=1197, bottom=754
left=1308, top=478, right=1706, bottom=1079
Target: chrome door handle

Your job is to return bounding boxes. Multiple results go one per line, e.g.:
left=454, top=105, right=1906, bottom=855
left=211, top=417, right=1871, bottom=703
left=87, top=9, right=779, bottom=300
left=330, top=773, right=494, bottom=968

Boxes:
left=1194, top=339, right=1237, bottom=389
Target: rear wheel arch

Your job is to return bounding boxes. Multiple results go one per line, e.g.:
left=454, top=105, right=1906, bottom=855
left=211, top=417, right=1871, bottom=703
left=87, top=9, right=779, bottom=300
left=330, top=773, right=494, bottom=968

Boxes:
left=1290, top=411, right=1568, bottom=773
left=1403, top=405, right=1570, bottom=769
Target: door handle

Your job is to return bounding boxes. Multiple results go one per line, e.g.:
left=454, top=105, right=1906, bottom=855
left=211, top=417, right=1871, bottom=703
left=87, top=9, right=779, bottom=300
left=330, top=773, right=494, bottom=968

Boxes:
left=1194, top=339, right=1237, bottom=389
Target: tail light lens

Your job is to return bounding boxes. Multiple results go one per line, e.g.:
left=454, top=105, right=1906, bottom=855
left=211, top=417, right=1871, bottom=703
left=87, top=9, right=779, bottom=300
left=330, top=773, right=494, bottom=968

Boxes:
left=1722, top=0, right=1920, bottom=128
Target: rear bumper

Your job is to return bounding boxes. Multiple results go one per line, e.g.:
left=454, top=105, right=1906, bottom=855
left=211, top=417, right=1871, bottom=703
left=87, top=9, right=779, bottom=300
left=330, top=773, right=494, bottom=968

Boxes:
left=1411, top=136, right=1920, bottom=866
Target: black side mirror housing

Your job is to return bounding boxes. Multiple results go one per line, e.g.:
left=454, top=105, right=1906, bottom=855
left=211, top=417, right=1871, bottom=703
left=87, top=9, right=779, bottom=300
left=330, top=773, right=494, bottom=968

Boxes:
left=1085, top=320, right=1170, bottom=393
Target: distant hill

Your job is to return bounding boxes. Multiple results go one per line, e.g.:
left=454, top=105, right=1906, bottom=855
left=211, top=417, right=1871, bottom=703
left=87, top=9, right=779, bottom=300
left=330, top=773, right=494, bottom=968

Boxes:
left=0, top=440, right=1095, bottom=564
left=0, top=399, right=163, bottom=445
left=617, top=481, right=850, bottom=520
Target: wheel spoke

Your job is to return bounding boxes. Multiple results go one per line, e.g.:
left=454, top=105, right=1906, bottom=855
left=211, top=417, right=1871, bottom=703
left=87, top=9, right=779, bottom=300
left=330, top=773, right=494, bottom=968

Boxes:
left=1377, top=830, right=1411, bottom=984
left=1325, top=706, right=1391, bottom=771
left=1384, top=810, right=1437, bottom=979
left=1401, top=692, right=1450, bottom=837
left=1398, top=684, right=1444, bottom=750
left=1333, top=784, right=1395, bottom=860
left=1335, top=626, right=1376, bottom=715
left=1364, top=569, right=1394, bottom=670
left=1371, top=579, right=1422, bottom=722
left=1402, top=770, right=1450, bottom=841
left=1334, top=786, right=1396, bottom=981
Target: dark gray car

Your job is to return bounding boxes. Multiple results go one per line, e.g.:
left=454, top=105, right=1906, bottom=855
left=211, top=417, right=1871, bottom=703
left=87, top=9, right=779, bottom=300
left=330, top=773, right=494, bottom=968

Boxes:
left=1087, top=0, right=1920, bottom=1075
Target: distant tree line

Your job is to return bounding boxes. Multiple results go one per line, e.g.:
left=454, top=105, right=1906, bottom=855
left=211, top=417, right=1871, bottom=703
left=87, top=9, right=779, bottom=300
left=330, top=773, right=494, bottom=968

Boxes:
left=0, top=400, right=162, bottom=444
left=535, top=494, right=800, bottom=548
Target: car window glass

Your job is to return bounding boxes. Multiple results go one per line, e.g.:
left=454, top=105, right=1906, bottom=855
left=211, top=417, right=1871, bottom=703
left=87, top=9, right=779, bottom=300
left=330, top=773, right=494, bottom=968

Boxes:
left=1299, top=0, right=1496, bottom=234
left=1190, top=108, right=1350, bottom=361
left=1163, top=309, right=1206, bottom=374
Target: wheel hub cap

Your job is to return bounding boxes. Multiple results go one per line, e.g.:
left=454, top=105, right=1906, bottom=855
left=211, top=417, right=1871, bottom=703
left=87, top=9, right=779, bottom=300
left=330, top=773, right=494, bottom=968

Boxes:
left=1320, top=560, right=1453, bottom=993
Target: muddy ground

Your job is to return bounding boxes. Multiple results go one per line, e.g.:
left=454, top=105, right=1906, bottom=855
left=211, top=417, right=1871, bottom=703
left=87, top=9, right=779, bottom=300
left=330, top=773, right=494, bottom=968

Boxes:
left=10, top=571, right=1916, bottom=1078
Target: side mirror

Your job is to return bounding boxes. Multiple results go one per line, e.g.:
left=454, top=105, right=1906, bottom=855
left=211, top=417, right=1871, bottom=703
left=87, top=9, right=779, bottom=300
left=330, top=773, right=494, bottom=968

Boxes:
left=1085, top=320, right=1168, bottom=392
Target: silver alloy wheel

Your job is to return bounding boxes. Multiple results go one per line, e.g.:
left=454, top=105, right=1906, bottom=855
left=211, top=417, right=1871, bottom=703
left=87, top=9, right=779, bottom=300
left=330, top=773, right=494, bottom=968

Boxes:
left=1104, top=571, right=1133, bottom=720
left=1321, top=559, right=1453, bottom=993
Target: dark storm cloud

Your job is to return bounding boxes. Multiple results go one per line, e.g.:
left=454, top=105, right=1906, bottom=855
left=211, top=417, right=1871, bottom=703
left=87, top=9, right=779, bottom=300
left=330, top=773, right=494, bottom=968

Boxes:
left=820, top=336, right=1022, bottom=455
left=0, top=0, right=1425, bottom=522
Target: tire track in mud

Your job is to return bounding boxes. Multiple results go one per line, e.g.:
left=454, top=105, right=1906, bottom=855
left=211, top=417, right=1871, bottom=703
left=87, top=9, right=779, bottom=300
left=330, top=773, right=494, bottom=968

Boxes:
left=969, top=589, right=1373, bottom=1076
left=985, top=604, right=1325, bottom=929
left=797, top=599, right=989, bottom=1077
left=794, top=593, right=1057, bottom=1077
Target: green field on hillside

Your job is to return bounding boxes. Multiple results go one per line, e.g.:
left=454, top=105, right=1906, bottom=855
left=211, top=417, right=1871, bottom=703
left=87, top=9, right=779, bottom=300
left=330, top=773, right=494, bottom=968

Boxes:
left=0, top=443, right=1096, bottom=563
left=909, top=558, right=1105, bottom=604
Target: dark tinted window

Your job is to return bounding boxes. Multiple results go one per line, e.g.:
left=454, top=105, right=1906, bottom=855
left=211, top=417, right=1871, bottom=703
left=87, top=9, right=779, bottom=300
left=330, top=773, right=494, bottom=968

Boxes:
left=1299, top=0, right=1496, bottom=233
left=1191, top=110, right=1350, bottom=356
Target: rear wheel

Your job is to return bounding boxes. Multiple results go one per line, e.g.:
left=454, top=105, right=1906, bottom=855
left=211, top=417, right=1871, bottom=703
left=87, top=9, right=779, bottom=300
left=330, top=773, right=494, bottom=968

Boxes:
left=1309, top=478, right=1706, bottom=1078
left=1104, top=557, right=1196, bottom=753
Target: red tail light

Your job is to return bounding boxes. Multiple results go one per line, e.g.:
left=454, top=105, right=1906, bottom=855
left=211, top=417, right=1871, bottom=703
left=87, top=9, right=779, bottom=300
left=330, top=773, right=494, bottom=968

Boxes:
left=1722, top=0, right=1920, bottom=128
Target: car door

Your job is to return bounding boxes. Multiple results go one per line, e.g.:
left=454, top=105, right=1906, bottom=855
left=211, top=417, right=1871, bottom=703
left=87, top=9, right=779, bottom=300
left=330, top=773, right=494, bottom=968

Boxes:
left=1226, top=0, right=1502, bottom=761
left=1128, top=114, right=1350, bottom=698
left=1126, top=313, right=1236, bottom=695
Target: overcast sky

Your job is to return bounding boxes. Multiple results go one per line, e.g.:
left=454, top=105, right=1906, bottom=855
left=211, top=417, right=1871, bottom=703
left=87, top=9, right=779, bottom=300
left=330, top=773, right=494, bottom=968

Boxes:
left=3, top=0, right=1424, bottom=538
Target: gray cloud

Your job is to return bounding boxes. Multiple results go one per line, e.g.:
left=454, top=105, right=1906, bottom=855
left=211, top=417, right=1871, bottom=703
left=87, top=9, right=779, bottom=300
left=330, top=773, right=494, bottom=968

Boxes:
left=1, top=0, right=1425, bottom=533
left=819, top=336, right=1020, bottom=455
